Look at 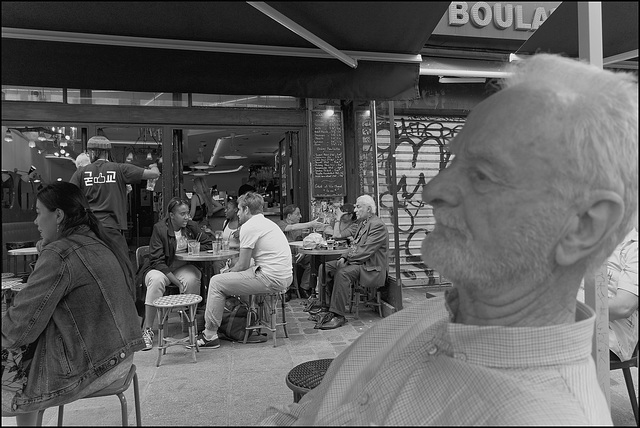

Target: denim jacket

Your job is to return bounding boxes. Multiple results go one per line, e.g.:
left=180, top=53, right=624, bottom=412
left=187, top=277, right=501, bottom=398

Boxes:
left=2, top=229, right=144, bottom=412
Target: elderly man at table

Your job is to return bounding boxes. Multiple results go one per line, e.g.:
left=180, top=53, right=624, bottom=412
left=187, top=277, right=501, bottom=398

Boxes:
left=314, top=194, right=389, bottom=330
left=198, top=192, right=293, bottom=348
left=259, top=54, right=638, bottom=425
left=275, top=204, right=325, bottom=299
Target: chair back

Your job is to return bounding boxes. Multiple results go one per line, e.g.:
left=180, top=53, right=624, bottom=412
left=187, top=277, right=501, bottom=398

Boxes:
left=136, top=246, right=150, bottom=269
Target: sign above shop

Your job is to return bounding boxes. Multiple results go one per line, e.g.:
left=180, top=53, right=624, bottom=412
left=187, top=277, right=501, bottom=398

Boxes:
left=432, top=2, right=561, bottom=40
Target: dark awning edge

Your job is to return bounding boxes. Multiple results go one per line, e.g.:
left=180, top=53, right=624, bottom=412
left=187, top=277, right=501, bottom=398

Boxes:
left=1, top=38, right=421, bottom=101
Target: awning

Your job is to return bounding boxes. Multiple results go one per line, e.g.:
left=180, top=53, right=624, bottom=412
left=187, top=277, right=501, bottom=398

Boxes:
left=517, top=1, right=638, bottom=65
left=1, top=1, right=450, bottom=101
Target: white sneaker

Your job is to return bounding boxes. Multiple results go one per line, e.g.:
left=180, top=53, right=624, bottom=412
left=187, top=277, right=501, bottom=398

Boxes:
left=142, top=328, right=154, bottom=351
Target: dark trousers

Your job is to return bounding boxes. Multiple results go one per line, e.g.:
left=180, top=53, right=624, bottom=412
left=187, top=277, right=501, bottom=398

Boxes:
left=102, top=226, right=129, bottom=257
left=324, top=260, right=360, bottom=317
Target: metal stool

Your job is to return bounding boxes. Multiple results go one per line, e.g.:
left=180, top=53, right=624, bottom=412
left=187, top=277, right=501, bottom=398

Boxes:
left=35, top=364, right=141, bottom=426
left=152, top=293, right=202, bottom=367
left=285, top=358, right=334, bottom=403
left=244, top=292, right=288, bottom=347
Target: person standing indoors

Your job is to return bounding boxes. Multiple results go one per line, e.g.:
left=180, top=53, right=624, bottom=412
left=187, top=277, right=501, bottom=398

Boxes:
left=69, top=135, right=160, bottom=254
left=197, top=192, right=292, bottom=348
left=259, top=54, right=638, bottom=425
left=136, top=198, right=212, bottom=351
left=314, top=195, right=389, bottom=330
left=238, top=176, right=257, bottom=197
left=189, top=176, right=224, bottom=231
left=2, top=182, right=143, bottom=425
left=275, top=204, right=325, bottom=299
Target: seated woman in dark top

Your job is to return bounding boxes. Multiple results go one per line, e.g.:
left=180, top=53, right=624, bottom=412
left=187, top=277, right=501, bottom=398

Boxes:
left=2, top=182, right=143, bottom=426
left=137, top=197, right=212, bottom=351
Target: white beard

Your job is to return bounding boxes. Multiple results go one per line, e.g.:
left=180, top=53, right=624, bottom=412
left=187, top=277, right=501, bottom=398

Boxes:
left=421, top=205, right=564, bottom=292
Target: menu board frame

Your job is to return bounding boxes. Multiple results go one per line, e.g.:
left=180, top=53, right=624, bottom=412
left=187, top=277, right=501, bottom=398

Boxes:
left=311, top=110, right=346, bottom=198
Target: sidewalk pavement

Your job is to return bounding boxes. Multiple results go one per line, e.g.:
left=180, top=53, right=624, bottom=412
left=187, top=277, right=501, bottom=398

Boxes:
left=3, top=286, right=637, bottom=426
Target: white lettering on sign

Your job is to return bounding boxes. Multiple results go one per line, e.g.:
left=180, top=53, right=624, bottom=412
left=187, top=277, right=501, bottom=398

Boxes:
left=448, top=2, right=555, bottom=31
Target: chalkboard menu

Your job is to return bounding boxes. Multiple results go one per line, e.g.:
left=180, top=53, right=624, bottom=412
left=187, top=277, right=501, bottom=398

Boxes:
left=311, top=110, right=346, bottom=197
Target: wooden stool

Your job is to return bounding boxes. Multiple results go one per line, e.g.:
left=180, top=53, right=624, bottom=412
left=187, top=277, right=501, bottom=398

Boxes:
left=244, top=292, right=288, bottom=347
left=285, top=358, right=334, bottom=403
left=36, top=364, right=141, bottom=426
left=349, top=283, right=383, bottom=319
left=152, top=293, right=202, bottom=367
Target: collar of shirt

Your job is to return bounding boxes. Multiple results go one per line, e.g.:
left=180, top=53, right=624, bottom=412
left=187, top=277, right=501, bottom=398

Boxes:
left=440, top=287, right=595, bottom=368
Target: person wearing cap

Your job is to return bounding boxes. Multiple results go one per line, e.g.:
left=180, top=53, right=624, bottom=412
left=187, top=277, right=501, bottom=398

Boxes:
left=275, top=204, right=325, bottom=299
left=69, top=135, right=160, bottom=254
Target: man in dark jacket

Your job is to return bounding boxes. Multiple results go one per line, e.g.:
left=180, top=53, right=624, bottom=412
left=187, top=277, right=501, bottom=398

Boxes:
left=316, top=194, right=389, bottom=329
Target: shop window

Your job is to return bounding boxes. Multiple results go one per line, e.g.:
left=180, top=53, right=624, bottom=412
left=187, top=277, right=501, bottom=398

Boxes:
left=1, top=85, right=64, bottom=103
left=191, top=94, right=298, bottom=109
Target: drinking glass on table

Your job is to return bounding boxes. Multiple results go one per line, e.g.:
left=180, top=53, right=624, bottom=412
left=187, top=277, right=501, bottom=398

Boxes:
left=187, top=240, right=200, bottom=255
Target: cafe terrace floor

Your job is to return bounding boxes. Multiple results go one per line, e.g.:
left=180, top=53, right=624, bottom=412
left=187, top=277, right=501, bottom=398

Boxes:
left=3, top=286, right=637, bottom=426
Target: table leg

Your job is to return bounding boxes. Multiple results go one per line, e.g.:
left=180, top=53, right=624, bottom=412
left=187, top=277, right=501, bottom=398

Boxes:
left=320, top=255, right=330, bottom=310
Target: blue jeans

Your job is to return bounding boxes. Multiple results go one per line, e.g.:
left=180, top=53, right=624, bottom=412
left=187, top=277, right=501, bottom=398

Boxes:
left=203, top=266, right=291, bottom=337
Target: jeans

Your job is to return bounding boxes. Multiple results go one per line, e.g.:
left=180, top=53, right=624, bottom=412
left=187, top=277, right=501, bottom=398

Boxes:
left=203, top=265, right=292, bottom=336
left=144, top=264, right=201, bottom=305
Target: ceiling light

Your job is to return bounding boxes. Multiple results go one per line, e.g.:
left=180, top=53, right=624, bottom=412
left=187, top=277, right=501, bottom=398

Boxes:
left=221, top=155, right=247, bottom=160
left=126, top=152, right=134, bottom=163
left=60, top=149, right=66, bottom=154
left=28, top=140, right=36, bottom=148
left=438, top=77, right=486, bottom=84
left=4, top=129, right=13, bottom=143
left=57, top=177, right=62, bottom=181
left=37, top=132, right=46, bottom=141
left=146, top=152, right=153, bottom=160
left=324, top=105, right=334, bottom=117
left=59, top=139, right=68, bottom=147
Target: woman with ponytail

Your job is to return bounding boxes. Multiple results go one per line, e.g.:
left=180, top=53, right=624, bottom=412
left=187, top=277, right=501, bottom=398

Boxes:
left=2, top=182, right=144, bottom=425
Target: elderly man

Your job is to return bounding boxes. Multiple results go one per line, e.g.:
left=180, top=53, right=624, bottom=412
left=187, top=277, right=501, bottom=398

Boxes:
left=198, top=192, right=293, bottom=348
left=275, top=204, right=325, bottom=299
left=70, top=135, right=159, bottom=253
left=314, top=194, right=389, bottom=330
left=259, top=54, right=638, bottom=425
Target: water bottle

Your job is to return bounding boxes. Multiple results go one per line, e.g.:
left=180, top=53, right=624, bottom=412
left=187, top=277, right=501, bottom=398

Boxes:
left=146, top=163, right=158, bottom=191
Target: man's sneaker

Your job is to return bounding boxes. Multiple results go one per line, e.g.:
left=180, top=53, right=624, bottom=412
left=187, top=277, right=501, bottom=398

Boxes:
left=196, top=333, right=220, bottom=349
left=142, top=328, right=154, bottom=351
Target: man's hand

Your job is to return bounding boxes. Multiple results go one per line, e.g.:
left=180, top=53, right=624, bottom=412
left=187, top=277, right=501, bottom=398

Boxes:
left=308, top=219, right=325, bottom=229
left=337, top=257, right=347, bottom=268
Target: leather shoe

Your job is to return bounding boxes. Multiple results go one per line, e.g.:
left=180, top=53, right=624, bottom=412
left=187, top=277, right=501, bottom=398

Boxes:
left=319, top=314, right=347, bottom=330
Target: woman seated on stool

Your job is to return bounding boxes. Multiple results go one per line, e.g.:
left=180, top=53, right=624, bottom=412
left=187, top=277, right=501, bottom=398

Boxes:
left=2, top=182, right=144, bottom=426
left=137, top=197, right=212, bottom=351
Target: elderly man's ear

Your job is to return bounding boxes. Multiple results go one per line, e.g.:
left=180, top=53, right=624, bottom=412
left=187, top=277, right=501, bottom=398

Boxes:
left=555, top=190, right=624, bottom=266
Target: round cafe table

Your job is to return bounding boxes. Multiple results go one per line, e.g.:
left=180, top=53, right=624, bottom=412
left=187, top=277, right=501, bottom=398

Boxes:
left=7, top=246, right=39, bottom=277
left=298, top=246, right=345, bottom=310
left=174, top=250, right=239, bottom=299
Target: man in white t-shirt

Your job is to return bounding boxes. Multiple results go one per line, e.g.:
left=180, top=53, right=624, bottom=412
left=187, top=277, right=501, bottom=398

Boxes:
left=198, top=192, right=293, bottom=348
left=607, top=227, right=638, bottom=361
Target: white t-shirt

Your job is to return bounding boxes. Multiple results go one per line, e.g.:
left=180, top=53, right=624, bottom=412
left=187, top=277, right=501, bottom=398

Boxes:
left=607, top=228, right=638, bottom=361
left=239, top=213, right=292, bottom=281
left=174, top=229, right=188, bottom=254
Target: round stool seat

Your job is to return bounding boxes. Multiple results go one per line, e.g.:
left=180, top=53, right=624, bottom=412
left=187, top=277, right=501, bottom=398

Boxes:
left=153, top=293, right=202, bottom=308
left=152, top=294, right=202, bottom=367
left=286, top=358, right=334, bottom=402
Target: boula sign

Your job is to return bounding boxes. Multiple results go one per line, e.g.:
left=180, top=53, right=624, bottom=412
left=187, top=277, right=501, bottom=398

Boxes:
left=433, top=2, right=560, bottom=39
